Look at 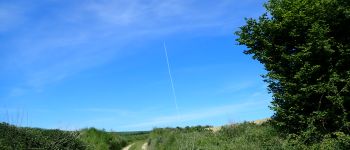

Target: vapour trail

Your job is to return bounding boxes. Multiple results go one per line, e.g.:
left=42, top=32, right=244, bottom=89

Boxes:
left=163, top=42, right=179, bottom=116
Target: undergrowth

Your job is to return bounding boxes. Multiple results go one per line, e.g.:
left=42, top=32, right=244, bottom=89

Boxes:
left=79, top=128, right=127, bottom=150
left=1, top=121, right=349, bottom=149
left=0, top=122, right=85, bottom=150
left=147, top=122, right=350, bottom=150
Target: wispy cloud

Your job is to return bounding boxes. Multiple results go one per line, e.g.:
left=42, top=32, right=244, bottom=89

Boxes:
left=0, top=0, right=270, bottom=131
left=216, top=81, right=257, bottom=94
left=79, top=0, right=228, bottom=27
left=120, top=100, right=268, bottom=129
left=2, top=0, right=264, bottom=95
left=0, top=3, right=25, bottom=32
left=74, top=108, right=135, bottom=117
left=9, top=88, right=26, bottom=97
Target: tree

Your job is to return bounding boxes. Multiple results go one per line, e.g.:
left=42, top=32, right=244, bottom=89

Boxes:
left=236, top=0, right=350, bottom=141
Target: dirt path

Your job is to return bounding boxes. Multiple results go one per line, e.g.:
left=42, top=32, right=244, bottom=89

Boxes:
left=121, top=141, right=147, bottom=150
left=122, top=143, right=134, bottom=150
left=141, top=142, right=148, bottom=150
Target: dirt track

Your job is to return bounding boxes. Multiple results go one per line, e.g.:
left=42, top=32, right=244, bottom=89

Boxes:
left=122, top=143, right=134, bottom=150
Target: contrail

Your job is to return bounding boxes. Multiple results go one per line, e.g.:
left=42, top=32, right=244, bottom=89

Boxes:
left=163, top=42, right=179, bottom=115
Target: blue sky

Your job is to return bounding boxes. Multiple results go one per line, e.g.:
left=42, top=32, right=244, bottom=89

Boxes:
left=0, top=0, right=271, bottom=131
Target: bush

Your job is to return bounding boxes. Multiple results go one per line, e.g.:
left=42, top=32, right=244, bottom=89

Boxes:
left=148, top=123, right=285, bottom=150
left=283, top=132, right=350, bottom=150
left=79, top=127, right=127, bottom=150
left=116, top=131, right=150, bottom=143
left=236, top=0, right=350, bottom=139
left=0, top=122, right=86, bottom=150
left=148, top=122, right=350, bottom=149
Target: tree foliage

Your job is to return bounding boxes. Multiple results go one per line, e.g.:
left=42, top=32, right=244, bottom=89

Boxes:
left=236, top=0, right=350, bottom=141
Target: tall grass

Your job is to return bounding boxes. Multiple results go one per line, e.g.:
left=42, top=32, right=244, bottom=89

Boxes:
left=147, top=122, right=350, bottom=150
left=147, top=122, right=284, bottom=150
left=116, top=131, right=150, bottom=143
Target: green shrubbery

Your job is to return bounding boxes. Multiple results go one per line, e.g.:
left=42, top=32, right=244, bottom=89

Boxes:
left=0, top=122, right=139, bottom=150
left=117, top=131, right=150, bottom=143
left=148, top=122, right=284, bottom=150
left=147, top=122, right=350, bottom=150
left=2, top=120, right=348, bottom=149
left=283, top=132, right=350, bottom=150
left=0, top=122, right=86, bottom=150
left=236, top=0, right=350, bottom=146
left=79, top=128, right=128, bottom=150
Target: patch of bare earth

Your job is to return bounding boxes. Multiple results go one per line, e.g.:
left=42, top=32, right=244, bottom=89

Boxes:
left=122, top=143, right=134, bottom=150
left=141, top=142, right=148, bottom=150
left=207, top=118, right=270, bottom=132
left=253, top=118, right=270, bottom=125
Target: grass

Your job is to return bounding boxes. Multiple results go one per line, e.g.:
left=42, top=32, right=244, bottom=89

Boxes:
left=117, top=131, right=150, bottom=143
left=147, top=122, right=284, bottom=150
left=2, top=121, right=349, bottom=149
left=146, top=122, right=350, bottom=150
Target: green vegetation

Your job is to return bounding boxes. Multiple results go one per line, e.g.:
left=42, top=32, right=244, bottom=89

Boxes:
left=129, top=141, right=146, bottom=150
left=236, top=0, right=350, bottom=145
left=79, top=128, right=127, bottom=150
left=147, top=123, right=284, bottom=150
left=0, top=122, right=86, bottom=150
left=147, top=122, right=349, bottom=150
left=0, top=122, right=149, bottom=150
left=116, top=131, right=150, bottom=143
left=2, top=121, right=348, bottom=149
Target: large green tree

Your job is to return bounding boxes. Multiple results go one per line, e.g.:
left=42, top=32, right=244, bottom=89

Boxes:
left=236, top=0, right=350, bottom=140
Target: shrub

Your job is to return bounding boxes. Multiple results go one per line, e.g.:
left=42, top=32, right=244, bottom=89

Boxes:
left=79, top=127, right=127, bottom=150
left=148, top=123, right=285, bottom=150
left=0, top=122, right=86, bottom=150
left=236, top=0, right=350, bottom=144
